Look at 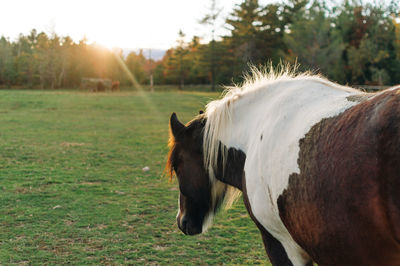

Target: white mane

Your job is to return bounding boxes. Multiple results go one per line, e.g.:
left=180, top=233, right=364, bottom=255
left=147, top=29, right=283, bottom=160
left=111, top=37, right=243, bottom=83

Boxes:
left=203, top=65, right=358, bottom=208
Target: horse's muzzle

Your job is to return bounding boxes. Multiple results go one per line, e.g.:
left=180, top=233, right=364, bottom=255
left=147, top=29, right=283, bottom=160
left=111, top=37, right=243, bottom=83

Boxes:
left=177, top=215, right=202, bottom=235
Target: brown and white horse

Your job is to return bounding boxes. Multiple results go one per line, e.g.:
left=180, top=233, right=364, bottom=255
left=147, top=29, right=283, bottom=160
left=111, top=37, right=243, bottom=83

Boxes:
left=166, top=68, right=400, bottom=266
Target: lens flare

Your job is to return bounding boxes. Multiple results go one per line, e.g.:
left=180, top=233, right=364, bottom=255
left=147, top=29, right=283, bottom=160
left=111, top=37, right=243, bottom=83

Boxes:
left=113, top=52, right=162, bottom=120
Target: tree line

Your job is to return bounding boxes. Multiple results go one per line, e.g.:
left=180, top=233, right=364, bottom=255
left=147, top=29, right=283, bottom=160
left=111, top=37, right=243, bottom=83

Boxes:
left=0, top=0, right=399, bottom=89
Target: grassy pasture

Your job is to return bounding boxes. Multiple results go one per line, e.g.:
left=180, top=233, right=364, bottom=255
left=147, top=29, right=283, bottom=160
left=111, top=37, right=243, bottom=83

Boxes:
left=0, top=90, right=270, bottom=265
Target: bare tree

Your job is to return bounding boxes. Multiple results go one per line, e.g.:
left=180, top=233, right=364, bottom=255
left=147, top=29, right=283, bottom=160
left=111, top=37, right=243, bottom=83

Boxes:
left=200, top=0, right=223, bottom=91
left=175, top=30, right=188, bottom=90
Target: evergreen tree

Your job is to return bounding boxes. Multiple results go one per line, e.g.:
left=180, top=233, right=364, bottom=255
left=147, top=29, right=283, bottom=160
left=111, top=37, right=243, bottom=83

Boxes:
left=225, top=0, right=262, bottom=77
left=284, top=1, right=346, bottom=82
left=344, top=3, right=397, bottom=84
left=258, top=3, right=287, bottom=63
left=0, top=37, right=17, bottom=87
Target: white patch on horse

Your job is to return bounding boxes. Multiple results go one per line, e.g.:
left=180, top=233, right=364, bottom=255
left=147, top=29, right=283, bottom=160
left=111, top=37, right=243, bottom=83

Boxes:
left=388, top=85, right=400, bottom=91
left=203, top=68, right=366, bottom=265
left=201, top=179, right=227, bottom=232
left=202, top=213, right=213, bottom=233
left=177, top=194, right=184, bottom=226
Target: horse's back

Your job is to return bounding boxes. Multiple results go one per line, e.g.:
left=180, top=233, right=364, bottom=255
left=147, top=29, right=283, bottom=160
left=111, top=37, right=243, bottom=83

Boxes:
left=277, top=87, right=400, bottom=265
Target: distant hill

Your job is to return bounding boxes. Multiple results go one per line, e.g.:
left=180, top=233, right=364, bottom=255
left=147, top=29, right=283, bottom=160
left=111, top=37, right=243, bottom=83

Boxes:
left=121, top=48, right=166, bottom=61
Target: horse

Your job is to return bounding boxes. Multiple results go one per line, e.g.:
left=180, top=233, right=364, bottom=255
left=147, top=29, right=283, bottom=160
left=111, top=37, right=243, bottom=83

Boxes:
left=96, top=81, right=106, bottom=92
left=111, top=80, right=120, bottom=91
left=165, top=68, right=400, bottom=266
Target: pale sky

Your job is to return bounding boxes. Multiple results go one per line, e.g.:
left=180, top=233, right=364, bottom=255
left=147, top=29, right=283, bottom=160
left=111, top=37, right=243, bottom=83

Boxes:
left=1, top=0, right=272, bottom=50
left=1, top=0, right=392, bottom=50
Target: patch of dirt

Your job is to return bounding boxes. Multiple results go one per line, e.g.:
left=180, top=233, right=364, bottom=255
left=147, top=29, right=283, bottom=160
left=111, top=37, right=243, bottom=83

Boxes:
left=14, top=187, right=32, bottom=194
left=121, top=222, right=136, bottom=234
left=95, top=224, right=108, bottom=230
left=153, top=245, right=167, bottom=251
left=64, top=220, right=75, bottom=226
left=60, top=142, right=85, bottom=147
left=80, top=181, right=101, bottom=185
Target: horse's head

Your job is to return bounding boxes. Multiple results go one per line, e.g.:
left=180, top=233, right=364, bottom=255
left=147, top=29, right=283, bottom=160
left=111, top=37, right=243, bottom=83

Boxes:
left=166, top=112, right=226, bottom=235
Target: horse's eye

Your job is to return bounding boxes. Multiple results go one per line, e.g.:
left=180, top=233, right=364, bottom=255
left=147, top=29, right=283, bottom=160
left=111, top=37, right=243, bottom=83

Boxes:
left=174, top=165, right=182, bottom=176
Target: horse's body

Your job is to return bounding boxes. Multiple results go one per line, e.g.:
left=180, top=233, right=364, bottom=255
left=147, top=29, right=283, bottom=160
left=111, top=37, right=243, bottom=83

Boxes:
left=167, top=70, right=400, bottom=266
left=111, top=81, right=120, bottom=91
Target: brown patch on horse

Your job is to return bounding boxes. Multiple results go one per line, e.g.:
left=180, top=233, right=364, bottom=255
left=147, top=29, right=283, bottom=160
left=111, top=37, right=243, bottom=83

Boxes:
left=278, top=88, right=400, bottom=265
left=215, top=146, right=246, bottom=190
left=111, top=81, right=120, bottom=91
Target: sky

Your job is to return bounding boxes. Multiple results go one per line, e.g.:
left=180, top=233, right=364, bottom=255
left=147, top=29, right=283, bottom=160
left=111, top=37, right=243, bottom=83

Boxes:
left=1, top=0, right=270, bottom=50
left=1, top=0, right=394, bottom=50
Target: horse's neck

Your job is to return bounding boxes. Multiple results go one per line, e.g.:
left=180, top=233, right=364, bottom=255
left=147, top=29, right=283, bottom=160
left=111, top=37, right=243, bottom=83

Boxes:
left=224, top=82, right=286, bottom=152
left=224, top=79, right=360, bottom=154
left=224, top=98, right=260, bottom=153
left=212, top=78, right=361, bottom=193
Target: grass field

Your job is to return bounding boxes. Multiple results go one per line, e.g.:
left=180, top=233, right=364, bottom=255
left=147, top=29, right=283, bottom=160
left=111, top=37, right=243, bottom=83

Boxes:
left=0, top=89, right=270, bottom=265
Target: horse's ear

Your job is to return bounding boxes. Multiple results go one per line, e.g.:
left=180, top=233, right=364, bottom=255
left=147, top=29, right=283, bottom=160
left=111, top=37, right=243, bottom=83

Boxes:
left=170, top=112, right=186, bottom=139
left=199, top=110, right=204, bottom=114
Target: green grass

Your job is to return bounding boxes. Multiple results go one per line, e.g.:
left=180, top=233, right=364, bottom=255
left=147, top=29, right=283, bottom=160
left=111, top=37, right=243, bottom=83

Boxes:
left=0, top=89, right=270, bottom=265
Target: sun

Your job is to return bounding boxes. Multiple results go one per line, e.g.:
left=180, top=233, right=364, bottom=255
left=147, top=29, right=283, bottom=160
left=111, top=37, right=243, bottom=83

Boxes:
left=89, top=33, right=123, bottom=50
